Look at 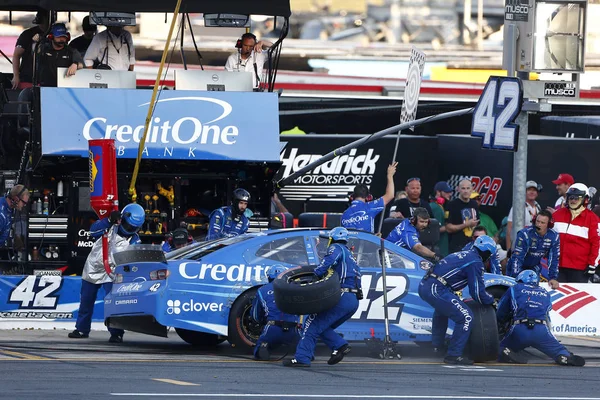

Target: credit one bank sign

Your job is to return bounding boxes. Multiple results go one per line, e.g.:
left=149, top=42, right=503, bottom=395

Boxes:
left=40, top=88, right=280, bottom=162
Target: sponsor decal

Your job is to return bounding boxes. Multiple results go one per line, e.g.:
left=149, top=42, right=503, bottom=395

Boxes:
left=544, top=82, right=577, bottom=98
left=166, top=299, right=224, bottom=315
left=451, top=298, right=472, bottom=331
left=551, top=285, right=597, bottom=318
left=341, top=211, right=370, bottom=227
left=505, top=0, right=529, bottom=21
left=77, top=229, right=94, bottom=248
left=551, top=323, right=598, bottom=334
left=149, top=283, right=161, bottom=292
left=0, top=311, right=73, bottom=319
left=8, top=276, right=62, bottom=309
left=33, top=270, right=62, bottom=277
left=178, top=262, right=267, bottom=282
left=116, top=282, right=143, bottom=294
left=352, top=273, right=409, bottom=323
left=448, top=175, right=503, bottom=206
left=115, top=299, right=138, bottom=305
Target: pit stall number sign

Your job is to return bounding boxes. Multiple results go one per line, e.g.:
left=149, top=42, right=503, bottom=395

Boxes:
left=471, top=76, right=523, bottom=152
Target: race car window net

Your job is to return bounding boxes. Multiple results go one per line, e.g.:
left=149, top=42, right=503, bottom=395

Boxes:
left=254, top=237, right=309, bottom=266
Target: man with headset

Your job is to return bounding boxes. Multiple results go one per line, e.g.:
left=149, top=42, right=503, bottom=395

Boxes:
left=84, top=24, right=135, bottom=71
left=206, top=188, right=251, bottom=241
left=385, top=207, right=440, bottom=261
left=507, top=210, right=560, bottom=288
left=0, top=185, right=30, bottom=253
left=341, top=162, right=397, bottom=233
left=224, top=33, right=273, bottom=89
left=36, top=23, right=85, bottom=87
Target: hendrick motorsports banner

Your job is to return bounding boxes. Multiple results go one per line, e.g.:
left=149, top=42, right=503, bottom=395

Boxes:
left=40, top=88, right=280, bottom=162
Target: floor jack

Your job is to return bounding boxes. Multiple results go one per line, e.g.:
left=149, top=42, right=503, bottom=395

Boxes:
left=365, top=238, right=402, bottom=360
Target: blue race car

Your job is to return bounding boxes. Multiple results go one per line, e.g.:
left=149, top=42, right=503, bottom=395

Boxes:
left=105, top=229, right=514, bottom=349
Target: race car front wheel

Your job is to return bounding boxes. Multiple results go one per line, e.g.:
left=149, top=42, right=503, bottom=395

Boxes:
left=175, top=328, right=225, bottom=347
left=228, top=288, right=262, bottom=349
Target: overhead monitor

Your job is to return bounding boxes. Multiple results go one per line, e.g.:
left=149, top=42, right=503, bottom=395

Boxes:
left=90, top=12, right=137, bottom=27
left=203, top=13, right=250, bottom=28
left=174, top=70, right=254, bottom=92
left=57, top=68, right=137, bottom=89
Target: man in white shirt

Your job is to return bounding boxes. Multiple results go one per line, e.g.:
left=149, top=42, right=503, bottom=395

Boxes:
left=506, top=180, right=542, bottom=250
left=224, top=33, right=272, bottom=89
left=84, top=25, right=135, bottom=71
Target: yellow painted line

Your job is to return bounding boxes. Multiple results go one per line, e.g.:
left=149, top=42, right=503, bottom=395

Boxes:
left=0, top=349, right=50, bottom=360
left=152, top=378, right=200, bottom=386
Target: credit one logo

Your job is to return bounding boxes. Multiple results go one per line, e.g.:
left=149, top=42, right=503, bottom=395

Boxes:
left=166, top=299, right=224, bottom=315
left=178, top=262, right=268, bottom=282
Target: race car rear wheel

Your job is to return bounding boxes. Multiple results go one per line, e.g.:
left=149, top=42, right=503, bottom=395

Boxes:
left=465, top=300, right=500, bottom=362
left=175, top=328, right=225, bottom=347
left=227, top=288, right=262, bottom=349
left=273, top=265, right=341, bottom=315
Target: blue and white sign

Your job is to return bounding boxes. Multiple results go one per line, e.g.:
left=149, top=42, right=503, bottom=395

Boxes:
left=471, top=76, right=523, bottom=152
left=40, top=88, right=281, bottom=162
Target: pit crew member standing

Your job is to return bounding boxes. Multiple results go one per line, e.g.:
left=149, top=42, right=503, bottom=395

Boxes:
left=507, top=210, right=560, bottom=288
left=206, top=188, right=250, bottom=241
left=284, top=227, right=361, bottom=367
left=418, top=235, right=495, bottom=365
left=341, top=162, right=397, bottom=233
left=68, top=203, right=144, bottom=343
left=553, top=183, right=600, bottom=283
left=497, top=270, right=585, bottom=366
left=386, top=207, right=439, bottom=260
left=251, top=265, right=300, bottom=360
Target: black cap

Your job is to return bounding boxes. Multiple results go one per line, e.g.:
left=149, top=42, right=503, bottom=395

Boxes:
left=82, top=16, right=97, bottom=32
left=171, top=228, right=188, bottom=246
left=32, top=9, right=48, bottom=24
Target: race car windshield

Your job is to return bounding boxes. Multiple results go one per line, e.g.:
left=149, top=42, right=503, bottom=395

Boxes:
left=167, top=235, right=253, bottom=260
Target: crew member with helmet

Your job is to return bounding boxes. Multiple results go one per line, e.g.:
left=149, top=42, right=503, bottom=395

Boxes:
left=36, top=23, right=85, bottom=87
left=206, top=188, right=251, bottom=241
left=341, top=162, right=397, bottom=233
left=418, top=235, right=496, bottom=365
left=386, top=207, right=440, bottom=260
left=553, top=183, right=600, bottom=283
left=508, top=209, right=560, bottom=288
left=251, top=265, right=301, bottom=360
left=68, top=203, right=144, bottom=343
left=462, top=226, right=502, bottom=275
left=283, top=227, right=361, bottom=367
left=162, top=227, right=195, bottom=253
left=497, top=270, right=585, bottom=366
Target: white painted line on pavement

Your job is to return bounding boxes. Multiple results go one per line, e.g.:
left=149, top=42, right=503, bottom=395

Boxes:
left=152, top=379, right=200, bottom=386
left=110, top=394, right=600, bottom=399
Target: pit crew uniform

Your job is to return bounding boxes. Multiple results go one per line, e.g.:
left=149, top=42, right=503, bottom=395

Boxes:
left=251, top=281, right=300, bottom=359
left=418, top=250, right=494, bottom=358
left=507, top=226, right=559, bottom=279
left=462, top=241, right=502, bottom=275
left=341, top=198, right=385, bottom=233
left=0, top=197, right=14, bottom=247
left=386, top=219, right=420, bottom=250
left=206, top=206, right=249, bottom=241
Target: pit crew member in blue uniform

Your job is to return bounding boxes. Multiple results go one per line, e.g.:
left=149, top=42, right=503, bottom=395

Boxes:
left=341, top=162, right=397, bottom=233
left=206, top=188, right=250, bottom=241
left=496, top=270, right=585, bottom=366
left=162, top=227, right=195, bottom=253
left=418, top=235, right=496, bottom=365
left=284, top=227, right=361, bottom=367
left=69, top=203, right=144, bottom=343
left=462, top=225, right=502, bottom=275
left=386, top=207, right=439, bottom=260
left=0, top=185, right=30, bottom=249
left=508, top=210, right=560, bottom=289
left=251, top=265, right=301, bottom=360
left=89, top=209, right=141, bottom=243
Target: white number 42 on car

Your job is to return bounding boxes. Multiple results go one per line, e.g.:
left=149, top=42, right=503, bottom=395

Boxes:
left=471, top=76, right=523, bottom=152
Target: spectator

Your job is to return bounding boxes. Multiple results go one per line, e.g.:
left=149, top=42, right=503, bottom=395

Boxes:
left=445, top=179, right=479, bottom=253
left=547, top=173, right=574, bottom=213
left=225, top=33, right=273, bottom=89
left=506, top=180, right=541, bottom=250
left=553, top=183, right=600, bottom=283
left=389, top=177, right=433, bottom=219
left=395, top=190, right=407, bottom=200
left=386, top=207, right=440, bottom=260
left=11, top=10, right=50, bottom=89
left=36, top=23, right=84, bottom=87
left=341, top=162, right=397, bottom=233
left=70, top=16, right=97, bottom=55
left=429, top=181, right=453, bottom=256
left=470, top=192, right=499, bottom=240
left=462, top=226, right=502, bottom=274
left=84, top=25, right=135, bottom=71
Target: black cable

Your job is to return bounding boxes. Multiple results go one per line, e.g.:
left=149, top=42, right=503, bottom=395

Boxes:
left=186, top=13, right=204, bottom=71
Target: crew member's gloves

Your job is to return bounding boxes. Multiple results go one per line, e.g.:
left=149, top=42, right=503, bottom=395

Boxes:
left=433, top=253, right=443, bottom=263
left=109, top=210, right=121, bottom=224
left=586, top=265, right=597, bottom=278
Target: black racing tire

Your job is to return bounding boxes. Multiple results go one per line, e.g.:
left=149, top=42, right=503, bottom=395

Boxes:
left=227, top=287, right=263, bottom=349
left=175, top=328, right=225, bottom=347
left=465, top=300, right=500, bottom=362
left=273, top=265, right=341, bottom=315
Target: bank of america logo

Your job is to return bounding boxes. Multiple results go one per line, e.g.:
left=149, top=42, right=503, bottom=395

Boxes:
left=551, top=285, right=597, bottom=318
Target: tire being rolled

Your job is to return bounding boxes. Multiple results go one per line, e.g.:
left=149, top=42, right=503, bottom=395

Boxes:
left=273, top=265, right=341, bottom=315
left=465, top=300, right=500, bottom=362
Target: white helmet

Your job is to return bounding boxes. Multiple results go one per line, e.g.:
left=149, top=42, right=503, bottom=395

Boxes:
left=566, top=183, right=589, bottom=198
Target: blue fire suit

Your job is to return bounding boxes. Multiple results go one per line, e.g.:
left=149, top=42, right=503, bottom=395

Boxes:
left=386, top=219, right=420, bottom=250
left=251, top=281, right=300, bottom=358
left=341, top=198, right=385, bottom=233
left=0, top=197, right=14, bottom=247
left=418, top=250, right=494, bottom=357
left=206, top=206, right=249, bottom=241
left=497, top=282, right=570, bottom=360
left=89, top=217, right=141, bottom=243
left=294, top=243, right=362, bottom=365
left=462, top=241, right=502, bottom=275
left=508, top=227, right=559, bottom=280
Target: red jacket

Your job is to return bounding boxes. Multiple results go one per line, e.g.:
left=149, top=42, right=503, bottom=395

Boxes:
left=553, top=208, right=600, bottom=270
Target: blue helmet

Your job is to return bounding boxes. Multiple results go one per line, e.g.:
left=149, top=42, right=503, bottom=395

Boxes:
left=328, top=227, right=349, bottom=242
left=266, top=265, right=288, bottom=281
left=119, top=203, right=145, bottom=236
left=473, top=235, right=496, bottom=253
left=516, top=270, right=540, bottom=285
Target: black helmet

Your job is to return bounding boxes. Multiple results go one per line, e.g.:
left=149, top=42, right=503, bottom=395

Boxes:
left=232, top=188, right=250, bottom=216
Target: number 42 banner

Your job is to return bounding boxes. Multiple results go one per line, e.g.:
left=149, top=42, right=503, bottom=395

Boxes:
left=471, top=76, right=523, bottom=152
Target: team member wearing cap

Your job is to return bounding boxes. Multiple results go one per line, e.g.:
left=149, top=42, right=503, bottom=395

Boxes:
left=36, top=23, right=84, bottom=87
left=162, top=228, right=195, bottom=253
left=506, top=180, right=542, bottom=250
left=548, top=173, right=575, bottom=212
left=70, top=16, right=97, bottom=55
